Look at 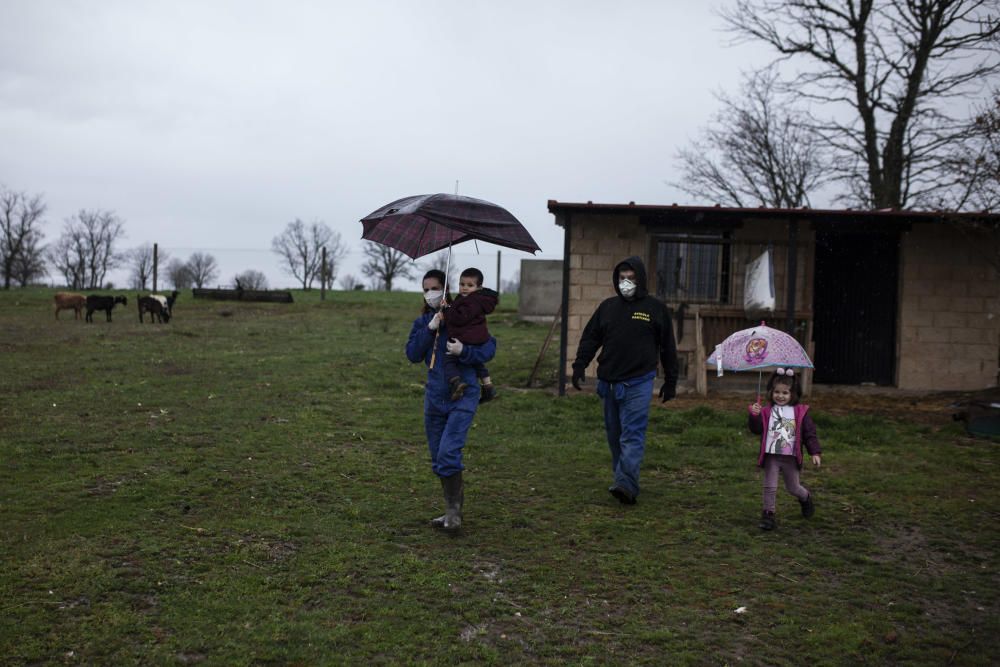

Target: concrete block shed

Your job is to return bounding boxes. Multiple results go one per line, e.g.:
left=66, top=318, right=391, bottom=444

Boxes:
left=547, top=201, right=1000, bottom=395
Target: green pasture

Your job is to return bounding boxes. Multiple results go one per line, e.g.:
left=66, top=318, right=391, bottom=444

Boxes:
left=0, top=288, right=996, bottom=665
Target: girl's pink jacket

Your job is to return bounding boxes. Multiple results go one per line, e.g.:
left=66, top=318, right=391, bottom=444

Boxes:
left=747, top=404, right=822, bottom=469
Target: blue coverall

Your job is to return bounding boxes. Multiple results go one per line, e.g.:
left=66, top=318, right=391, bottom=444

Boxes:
left=406, top=312, right=497, bottom=478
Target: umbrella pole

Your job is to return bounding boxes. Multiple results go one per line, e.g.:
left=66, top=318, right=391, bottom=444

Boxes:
left=756, top=371, right=762, bottom=405
left=429, top=242, right=454, bottom=370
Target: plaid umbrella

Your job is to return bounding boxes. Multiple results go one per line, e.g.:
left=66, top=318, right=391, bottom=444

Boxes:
left=360, top=193, right=541, bottom=259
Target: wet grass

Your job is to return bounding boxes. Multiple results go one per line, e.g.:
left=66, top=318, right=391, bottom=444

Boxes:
left=0, top=287, right=997, bottom=665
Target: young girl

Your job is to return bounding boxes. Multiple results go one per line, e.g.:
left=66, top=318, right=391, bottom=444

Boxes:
left=748, top=368, right=822, bottom=530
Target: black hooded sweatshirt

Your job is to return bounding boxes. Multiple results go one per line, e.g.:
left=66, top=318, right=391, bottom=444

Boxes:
left=572, top=256, right=679, bottom=389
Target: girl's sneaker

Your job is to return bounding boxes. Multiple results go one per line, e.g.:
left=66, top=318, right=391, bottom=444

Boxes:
left=759, top=511, right=776, bottom=531
left=799, top=493, right=815, bottom=518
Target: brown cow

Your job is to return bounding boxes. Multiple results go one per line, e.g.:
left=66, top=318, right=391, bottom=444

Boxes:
left=54, top=292, right=87, bottom=320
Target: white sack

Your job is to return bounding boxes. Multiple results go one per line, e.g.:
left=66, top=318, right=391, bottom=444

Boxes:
left=744, top=248, right=775, bottom=314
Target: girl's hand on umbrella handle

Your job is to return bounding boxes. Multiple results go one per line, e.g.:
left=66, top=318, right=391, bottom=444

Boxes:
left=428, top=312, right=443, bottom=331
left=811, top=454, right=821, bottom=468
left=749, top=403, right=761, bottom=416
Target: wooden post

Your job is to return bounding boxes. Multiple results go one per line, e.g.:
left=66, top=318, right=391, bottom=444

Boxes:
left=152, top=243, right=158, bottom=292
left=320, top=246, right=327, bottom=301
left=785, top=221, right=798, bottom=334
left=526, top=306, right=562, bottom=388
left=695, top=307, right=707, bottom=396
left=558, top=212, right=572, bottom=396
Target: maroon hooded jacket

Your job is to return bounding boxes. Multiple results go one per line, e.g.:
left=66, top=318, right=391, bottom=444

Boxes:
left=748, top=403, right=822, bottom=470
left=444, top=288, right=498, bottom=345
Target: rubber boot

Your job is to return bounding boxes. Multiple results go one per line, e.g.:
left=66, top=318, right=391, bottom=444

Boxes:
left=430, top=476, right=448, bottom=528
left=442, top=472, right=464, bottom=531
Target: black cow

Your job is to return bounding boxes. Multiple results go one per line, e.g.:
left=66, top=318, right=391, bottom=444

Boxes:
left=85, top=295, right=128, bottom=323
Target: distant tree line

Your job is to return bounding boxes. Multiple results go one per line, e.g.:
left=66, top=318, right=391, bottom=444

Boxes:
left=0, top=190, right=434, bottom=293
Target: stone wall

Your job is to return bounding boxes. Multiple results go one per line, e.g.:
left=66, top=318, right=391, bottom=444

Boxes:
left=898, top=226, right=1000, bottom=390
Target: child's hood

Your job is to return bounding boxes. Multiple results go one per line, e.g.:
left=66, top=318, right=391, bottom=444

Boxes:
left=477, top=287, right=498, bottom=313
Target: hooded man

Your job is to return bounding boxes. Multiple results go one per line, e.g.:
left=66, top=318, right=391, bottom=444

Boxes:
left=571, top=256, right=679, bottom=504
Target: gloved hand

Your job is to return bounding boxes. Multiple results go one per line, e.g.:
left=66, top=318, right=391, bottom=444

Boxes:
left=571, top=367, right=585, bottom=390
left=446, top=338, right=464, bottom=356
left=428, top=312, right=442, bottom=331
left=658, top=383, right=675, bottom=403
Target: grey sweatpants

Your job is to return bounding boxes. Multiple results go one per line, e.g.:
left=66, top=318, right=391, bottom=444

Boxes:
left=762, top=454, right=809, bottom=513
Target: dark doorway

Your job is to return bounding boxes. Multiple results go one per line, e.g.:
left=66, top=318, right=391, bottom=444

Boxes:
left=813, top=230, right=899, bottom=385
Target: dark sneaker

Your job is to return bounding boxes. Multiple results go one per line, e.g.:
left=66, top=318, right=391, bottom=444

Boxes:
left=480, top=384, right=496, bottom=403
left=449, top=378, right=468, bottom=401
left=759, top=510, right=776, bottom=531
left=799, top=493, right=815, bottom=518
left=609, top=485, right=637, bottom=505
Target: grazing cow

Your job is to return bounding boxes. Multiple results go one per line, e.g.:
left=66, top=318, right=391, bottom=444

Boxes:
left=138, top=295, right=171, bottom=323
left=54, top=292, right=87, bottom=320
left=86, top=295, right=128, bottom=323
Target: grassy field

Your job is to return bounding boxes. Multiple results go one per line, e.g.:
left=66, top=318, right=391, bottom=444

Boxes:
left=1, top=287, right=997, bottom=665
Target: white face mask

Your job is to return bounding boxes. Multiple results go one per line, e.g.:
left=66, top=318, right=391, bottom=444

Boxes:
left=619, top=279, right=637, bottom=298
left=424, top=289, right=444, bottom=309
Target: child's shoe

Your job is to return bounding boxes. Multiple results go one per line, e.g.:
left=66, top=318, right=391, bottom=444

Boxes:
left=799, top=493, right=815, bottom=518
left=480, top=383, right=496, bottom=403
left=449, top=377, right=468, bottom=401
left=758, top=510, right=776, bottom=531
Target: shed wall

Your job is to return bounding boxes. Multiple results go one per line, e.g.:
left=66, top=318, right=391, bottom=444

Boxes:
left=898, top=226, right=1000, bottom=390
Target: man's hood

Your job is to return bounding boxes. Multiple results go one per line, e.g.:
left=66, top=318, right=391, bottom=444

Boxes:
left=613, top=256, right=648, bottom=299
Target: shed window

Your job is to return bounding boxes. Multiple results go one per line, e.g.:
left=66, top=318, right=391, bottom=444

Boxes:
left=655, top=234, right=731, bottom=303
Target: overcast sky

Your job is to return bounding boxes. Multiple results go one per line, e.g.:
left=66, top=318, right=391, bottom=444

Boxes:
left=1, top=0, right=771, bottom=291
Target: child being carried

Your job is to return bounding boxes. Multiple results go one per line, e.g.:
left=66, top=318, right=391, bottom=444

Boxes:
left=443, top=267, right=498, bottom=402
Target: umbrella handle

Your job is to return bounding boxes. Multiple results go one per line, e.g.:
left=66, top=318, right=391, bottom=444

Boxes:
left=429, top=327, right=441, bottom=369
left=431, top=244, right=453, bottom=371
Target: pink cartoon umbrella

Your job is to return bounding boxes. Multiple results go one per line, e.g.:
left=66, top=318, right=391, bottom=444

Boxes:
left=706, top=321, right=813, bottom=401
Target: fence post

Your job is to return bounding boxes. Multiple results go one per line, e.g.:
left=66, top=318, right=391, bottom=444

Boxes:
left=321, top=246, right=327, bottom=301
left=152, top=243, right=158, bottom=292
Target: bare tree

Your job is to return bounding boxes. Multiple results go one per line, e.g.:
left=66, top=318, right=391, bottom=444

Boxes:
left=674, top=69, right=830, bottom=207
left=0, top=186, right=47, bottom=289
left=271, top=219, right=342, bottom=289
left=321, top=234, right=347, bottom=290
left=47, top=229, right=87, bottom=289
left=722, top=0, right=1000, bottom=209
left=942, top=91, right=1000, bottom=211
left=165, top=258, right=193, bottom=290
left=233, top=269, right=268, bottom=290
left=361, top=241, right=415, bottom=291
left=10, top=228, right=47, bottom=286
left=186, top=252, right=219, bottom=288
left=936, top=92, right=1000, bottom=272
left=338, top=273, right=362, bottom=290
left=49, top=209, right=125, bottom=289
left=127, top=244, right=169, bottom=290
